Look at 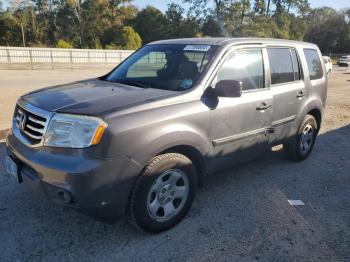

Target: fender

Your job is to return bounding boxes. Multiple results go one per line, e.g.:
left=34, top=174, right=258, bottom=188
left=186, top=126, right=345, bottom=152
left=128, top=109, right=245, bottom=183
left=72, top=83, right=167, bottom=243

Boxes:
left=130, top=124, right=211, bottom=170
left=295, top=96, right=324, bottom=131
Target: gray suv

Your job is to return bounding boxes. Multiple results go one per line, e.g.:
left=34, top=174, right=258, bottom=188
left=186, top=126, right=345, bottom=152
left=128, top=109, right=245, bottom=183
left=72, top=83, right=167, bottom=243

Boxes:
left=6, top=38, right=327, bottom=232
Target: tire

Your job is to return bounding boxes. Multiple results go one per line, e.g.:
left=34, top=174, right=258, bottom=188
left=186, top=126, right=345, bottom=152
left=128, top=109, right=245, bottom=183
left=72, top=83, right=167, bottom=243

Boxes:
left=127, top=153, right=197, bottom=233
left=284, top=114, right=318, bottom=161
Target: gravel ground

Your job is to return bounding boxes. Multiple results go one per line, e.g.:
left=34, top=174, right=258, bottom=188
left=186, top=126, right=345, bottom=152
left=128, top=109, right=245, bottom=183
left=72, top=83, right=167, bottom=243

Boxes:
left=0, top=68, right=349, bottom=261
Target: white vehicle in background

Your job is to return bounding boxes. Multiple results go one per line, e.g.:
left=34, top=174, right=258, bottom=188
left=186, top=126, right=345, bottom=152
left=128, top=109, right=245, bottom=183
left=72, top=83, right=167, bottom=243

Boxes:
left=337, top=55, right=350, bottom=67
left=323, top=56, right=332, bottom=78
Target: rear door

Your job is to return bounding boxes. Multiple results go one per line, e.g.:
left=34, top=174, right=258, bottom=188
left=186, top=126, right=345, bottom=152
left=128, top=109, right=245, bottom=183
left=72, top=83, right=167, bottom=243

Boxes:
left=267, top=47, right=306, bottom=144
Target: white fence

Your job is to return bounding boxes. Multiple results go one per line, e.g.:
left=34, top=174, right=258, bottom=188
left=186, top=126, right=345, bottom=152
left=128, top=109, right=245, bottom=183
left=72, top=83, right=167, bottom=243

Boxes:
left=0, top=46, right=134, bottom=68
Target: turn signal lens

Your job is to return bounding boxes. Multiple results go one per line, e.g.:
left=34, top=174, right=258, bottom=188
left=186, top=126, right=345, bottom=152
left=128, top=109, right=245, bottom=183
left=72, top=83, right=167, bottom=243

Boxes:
left=92, top=125, right=106, bottom=145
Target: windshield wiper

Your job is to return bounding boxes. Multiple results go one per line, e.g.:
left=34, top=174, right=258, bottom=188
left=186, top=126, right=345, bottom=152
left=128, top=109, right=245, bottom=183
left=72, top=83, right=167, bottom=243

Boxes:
left=116, top=80, right=151, bottom=89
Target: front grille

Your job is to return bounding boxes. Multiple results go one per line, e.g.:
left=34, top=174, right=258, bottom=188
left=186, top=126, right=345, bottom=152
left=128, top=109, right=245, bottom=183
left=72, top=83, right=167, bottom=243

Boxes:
left=14, top=104, right=48, bottom=145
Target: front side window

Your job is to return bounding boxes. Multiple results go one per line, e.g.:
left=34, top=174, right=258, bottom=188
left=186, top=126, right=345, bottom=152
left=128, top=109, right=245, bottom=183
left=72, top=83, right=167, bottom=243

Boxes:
left=304, top=49, right=323, bottom=80
left=267, top=48, right=294, bottom=85
left=215, top=49, right=264, bottom=91
left=106, top=44, right=217, bottom=91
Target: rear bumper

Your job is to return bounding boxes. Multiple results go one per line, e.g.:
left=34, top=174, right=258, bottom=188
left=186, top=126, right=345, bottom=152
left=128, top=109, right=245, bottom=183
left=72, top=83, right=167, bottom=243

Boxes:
left=6, top=131, right=141, bottom=218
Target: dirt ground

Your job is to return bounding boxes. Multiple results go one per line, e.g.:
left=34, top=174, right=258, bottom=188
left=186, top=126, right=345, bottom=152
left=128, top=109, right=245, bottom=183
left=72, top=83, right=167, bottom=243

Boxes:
left=0, top=67, right=349, bottom=261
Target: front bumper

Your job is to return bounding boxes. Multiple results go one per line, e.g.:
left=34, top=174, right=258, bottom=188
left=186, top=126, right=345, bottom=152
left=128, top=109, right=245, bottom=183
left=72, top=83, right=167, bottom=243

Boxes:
left=6, top=131, right=141, bottom=218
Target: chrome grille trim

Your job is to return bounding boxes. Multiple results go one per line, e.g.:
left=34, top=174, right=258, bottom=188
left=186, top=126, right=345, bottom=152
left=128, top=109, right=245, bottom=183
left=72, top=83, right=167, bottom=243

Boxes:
left=12, top=99, right=54, bottom=147
left=28, top=116, right=46, bottom=126
left=22, top=129, right=43, bottom=140
left=26, top=124, right=45, bottom=134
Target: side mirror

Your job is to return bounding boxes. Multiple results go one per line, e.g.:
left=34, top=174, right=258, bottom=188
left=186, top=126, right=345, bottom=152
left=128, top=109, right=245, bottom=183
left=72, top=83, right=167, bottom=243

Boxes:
left=214, top=80, right=242, bottom=98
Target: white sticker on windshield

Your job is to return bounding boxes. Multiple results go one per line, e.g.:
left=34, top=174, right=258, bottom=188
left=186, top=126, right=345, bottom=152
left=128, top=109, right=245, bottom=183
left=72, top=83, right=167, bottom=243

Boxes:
left=183, top=45, right=211, bottom=52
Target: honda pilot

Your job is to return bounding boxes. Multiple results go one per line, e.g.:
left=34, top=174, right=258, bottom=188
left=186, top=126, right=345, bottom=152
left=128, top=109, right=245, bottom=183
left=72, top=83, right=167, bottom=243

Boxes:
left=6, top=38, right=327, bottom=232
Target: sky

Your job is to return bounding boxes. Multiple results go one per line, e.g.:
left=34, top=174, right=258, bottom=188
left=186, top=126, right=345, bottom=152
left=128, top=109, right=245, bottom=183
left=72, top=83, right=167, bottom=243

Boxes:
left=2, top=0, right=349, bottom=12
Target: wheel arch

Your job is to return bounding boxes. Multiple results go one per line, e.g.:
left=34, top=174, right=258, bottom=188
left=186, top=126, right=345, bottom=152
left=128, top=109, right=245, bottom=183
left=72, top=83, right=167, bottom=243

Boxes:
left=296, top=96, right=324, bottom=134
left=307, top=108, right=322, bottom=133
left=130, top=128, right=211, bottom=189
left=161, top=145, right=207, bottom=188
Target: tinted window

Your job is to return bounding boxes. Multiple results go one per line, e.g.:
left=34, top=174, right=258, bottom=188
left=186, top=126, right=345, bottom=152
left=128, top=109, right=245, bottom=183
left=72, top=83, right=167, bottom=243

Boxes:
left=304, top=49, right=323, bottom=80
left=267, top=48, right=294, bottom=84
left=216, top=49, right=264, bottom=91
left=291, top=49, right=301, bottom=80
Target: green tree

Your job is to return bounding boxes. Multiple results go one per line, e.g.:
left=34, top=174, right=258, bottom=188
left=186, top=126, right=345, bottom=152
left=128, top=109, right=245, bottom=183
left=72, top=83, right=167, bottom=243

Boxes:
left=202, top=15, right=223, bottom=36
left=254, top=0, right=266, bottom=14
left=119, top=25, right=141, bottom=49
left=1, top=0, right=349, bottom=54
left=0, top=11, right=23, bottom=46
left=108, top=0, right=131, bottom=24
left=6, top=1, right=34, bottom=47
left=133, top=6, right=167, bottom=44
left=65, top=0, right=85, bottom=47
left=184, top=0, right=230, bottom=19
left=164, top=3, right=200, bottom=38
left=82, top=0, right=110, bottom=48
left=304, top=7, right=348, bottom=53
left=56, top=39, right=73, bottom=48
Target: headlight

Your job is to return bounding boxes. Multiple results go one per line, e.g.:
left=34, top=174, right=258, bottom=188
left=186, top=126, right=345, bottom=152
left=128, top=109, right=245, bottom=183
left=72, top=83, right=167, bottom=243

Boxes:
left=44, top=114, right=107, bottom=148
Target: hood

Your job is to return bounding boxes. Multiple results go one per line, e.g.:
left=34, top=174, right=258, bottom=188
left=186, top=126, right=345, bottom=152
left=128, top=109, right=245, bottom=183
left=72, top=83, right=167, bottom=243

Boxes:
left=22, top=79, right=177, bottom=116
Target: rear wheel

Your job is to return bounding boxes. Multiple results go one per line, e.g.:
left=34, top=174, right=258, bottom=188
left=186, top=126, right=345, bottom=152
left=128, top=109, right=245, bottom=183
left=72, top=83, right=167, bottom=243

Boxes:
left=284, top=114, right=318, bottom=161
left=127, top=153, right=197, bottom=233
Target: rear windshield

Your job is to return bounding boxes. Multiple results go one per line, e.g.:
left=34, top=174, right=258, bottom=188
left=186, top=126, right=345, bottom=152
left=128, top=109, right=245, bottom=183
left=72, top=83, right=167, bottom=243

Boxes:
left=105, top=44, right=217, bottom=91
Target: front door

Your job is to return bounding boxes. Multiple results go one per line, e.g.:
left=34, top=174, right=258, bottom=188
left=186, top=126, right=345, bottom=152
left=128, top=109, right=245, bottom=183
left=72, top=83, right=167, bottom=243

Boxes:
left=208, top=47, right=273, bottom=172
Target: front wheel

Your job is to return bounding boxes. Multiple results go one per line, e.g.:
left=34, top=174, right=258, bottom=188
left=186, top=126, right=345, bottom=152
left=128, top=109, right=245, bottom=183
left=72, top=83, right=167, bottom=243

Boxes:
left=284, top=114, right=318, bottom=161
left=127, top=153, right=197, bottom=233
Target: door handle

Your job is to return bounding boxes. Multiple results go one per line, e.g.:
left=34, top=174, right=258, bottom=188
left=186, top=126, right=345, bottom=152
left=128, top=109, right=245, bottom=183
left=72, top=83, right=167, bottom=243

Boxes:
left=256, top=102, right=272, bottom=111
left=296, top=91, right=307, bottom=98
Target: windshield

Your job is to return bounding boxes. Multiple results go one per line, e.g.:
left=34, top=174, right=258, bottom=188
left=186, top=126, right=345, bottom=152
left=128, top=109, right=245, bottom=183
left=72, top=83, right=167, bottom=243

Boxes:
left=105, top=44, right=217, bottom=91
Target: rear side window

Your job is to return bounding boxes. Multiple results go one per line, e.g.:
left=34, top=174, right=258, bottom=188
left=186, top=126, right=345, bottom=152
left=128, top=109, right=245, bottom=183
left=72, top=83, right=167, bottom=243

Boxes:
left=216, top=49, right=264, bottom=91
left=267, top=48, right=294, bottom=84
left=304, top=49, right=323, bottom=80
